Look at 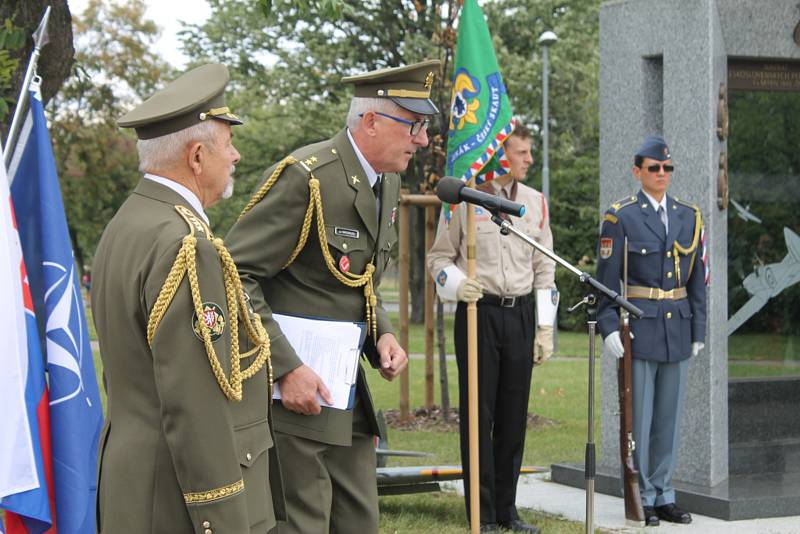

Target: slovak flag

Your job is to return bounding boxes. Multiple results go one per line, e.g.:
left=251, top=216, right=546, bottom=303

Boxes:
left=7, top=85, right=103, bottom=533
left=0, top=141, right=55, bottom=532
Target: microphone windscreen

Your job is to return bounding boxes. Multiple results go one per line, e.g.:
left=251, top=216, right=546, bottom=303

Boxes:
left=435, top=176, right=465, bottom=204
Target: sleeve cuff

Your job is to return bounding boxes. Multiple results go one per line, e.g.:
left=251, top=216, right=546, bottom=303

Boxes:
left=433, top=265, right=466, bottom=302
left=536, top=288, right=559, bottom=326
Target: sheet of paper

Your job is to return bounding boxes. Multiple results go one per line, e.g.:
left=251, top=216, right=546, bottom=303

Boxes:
left=271, top=313, right=365, bottom=411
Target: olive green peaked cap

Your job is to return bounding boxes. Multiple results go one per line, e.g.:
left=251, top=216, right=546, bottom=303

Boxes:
left=118, top=63, right=243, bottom=140
left=342, top=59, right=441, bottom=115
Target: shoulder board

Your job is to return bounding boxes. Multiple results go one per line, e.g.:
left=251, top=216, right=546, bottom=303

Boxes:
left=293, top=141, right=340, bottom=174
left=174, top=205, right=212, bottom=240
left=673, top=197, right=700, bottom=212
left=609, top=195, right=638, bottom=213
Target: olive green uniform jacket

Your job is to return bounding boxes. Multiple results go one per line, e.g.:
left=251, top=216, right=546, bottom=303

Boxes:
left=92, top=179, right=283, bottom=534
left=226, top=128, right=399, bottom=445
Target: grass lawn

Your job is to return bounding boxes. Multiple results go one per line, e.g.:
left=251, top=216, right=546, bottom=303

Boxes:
left=88, top=295, right=798, bottom=532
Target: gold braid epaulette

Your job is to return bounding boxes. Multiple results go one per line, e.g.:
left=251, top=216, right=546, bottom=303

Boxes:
left=237, top=155, right=379, bottom=339
left=146, top=205, right=272, bottom=402
left=671, top=199, right=703, bottom=286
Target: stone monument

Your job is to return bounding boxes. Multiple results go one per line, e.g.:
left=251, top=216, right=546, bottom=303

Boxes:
left=551, top=0, right=800, bottom=520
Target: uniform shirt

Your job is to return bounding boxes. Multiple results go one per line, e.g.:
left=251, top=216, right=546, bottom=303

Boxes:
left=427, top=180, right=556, bottom=297
left=642, top=190, right=668, bottom=233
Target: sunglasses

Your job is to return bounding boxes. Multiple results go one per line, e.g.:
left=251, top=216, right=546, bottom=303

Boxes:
left=359, top=111, right=430, bottom=136
left=644, top=163, right=674, bottom=173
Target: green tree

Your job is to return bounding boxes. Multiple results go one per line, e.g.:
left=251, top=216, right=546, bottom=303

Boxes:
left=48, top=0, right=172, bottom=269
left=0, top=0, right=74, bottom=134
left=180, top=0, right=601, bottom=323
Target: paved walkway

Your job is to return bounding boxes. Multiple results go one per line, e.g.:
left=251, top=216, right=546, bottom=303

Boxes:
left=444, top=475, right=800, bottom=533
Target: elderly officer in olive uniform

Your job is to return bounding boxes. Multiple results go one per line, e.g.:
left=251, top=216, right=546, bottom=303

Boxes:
left=427, top=123, right=557, bottom=533
left=597, top=136, right=707, bottom=527
left=92, top=64, right=282, bottom=534
left=226, top=60, right=439, bottom=533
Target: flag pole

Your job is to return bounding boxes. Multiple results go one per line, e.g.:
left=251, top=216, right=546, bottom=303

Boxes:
left=3, top=6, right=51, bottom=171
left=466, top=182, right=480, bottom=534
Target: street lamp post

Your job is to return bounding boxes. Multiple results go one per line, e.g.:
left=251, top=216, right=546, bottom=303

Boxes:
left=538, top=30, right=557, bottom=205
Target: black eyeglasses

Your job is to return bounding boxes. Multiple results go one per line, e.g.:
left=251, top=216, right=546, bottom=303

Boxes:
left=359, top=111, right=430, bottom=136
left=644, top=163, right=674, bottom=173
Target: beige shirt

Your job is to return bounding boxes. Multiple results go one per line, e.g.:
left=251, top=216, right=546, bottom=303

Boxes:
left=427, top=180, right=556, bottom=297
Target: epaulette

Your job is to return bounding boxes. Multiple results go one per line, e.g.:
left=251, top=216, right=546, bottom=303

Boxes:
left=609, top=195, right=638, bottom=213
left=293, top=142, right=340, bottom=175
left=674, top=197, right=701, bottom=214
left=175, top=205, right=212, bottom=240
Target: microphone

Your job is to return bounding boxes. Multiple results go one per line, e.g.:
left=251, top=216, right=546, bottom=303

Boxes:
left=435, top=176, right=526, bottom=217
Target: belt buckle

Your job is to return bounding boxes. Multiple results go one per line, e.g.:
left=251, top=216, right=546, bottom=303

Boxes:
left=501, top=296, right=516, bottom=307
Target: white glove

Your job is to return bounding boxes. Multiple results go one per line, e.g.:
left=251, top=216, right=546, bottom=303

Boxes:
left=692, top=342, right=705, bottom=357
left=456, top=278, right=483, bottom=303
left=603, top=332, right=624, bottom=359
left=533, top=325, right=554, bottom=365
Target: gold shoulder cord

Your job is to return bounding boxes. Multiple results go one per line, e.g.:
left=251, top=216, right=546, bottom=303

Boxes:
left=671, top=205, right=703, bottom=286
left=239, top=156, right=379, bottom=339
left=146, top=206, right=272, bottom=402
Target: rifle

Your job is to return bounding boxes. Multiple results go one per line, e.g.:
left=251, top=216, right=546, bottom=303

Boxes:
left=618, top=237, right=644, bottom=525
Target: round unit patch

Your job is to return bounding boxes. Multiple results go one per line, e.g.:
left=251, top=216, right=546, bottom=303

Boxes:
left=192, top=302, right=226, bottom=342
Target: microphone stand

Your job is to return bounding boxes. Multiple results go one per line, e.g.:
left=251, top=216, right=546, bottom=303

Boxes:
left=489, top=213, right=642, bottom=534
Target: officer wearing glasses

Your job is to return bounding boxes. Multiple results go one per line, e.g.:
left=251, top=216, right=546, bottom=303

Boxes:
left=226, top=60, right=439, bottom=533
left=596, top=135, right=707, bottom=527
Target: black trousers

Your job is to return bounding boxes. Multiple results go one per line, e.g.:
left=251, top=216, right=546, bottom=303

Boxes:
left=454, top=298, right=535, bottom=525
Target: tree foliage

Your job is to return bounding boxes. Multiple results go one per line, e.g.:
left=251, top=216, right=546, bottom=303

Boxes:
left=0, top=0, right=74, bottom=132
left=48, top=0, right=172, bottom=269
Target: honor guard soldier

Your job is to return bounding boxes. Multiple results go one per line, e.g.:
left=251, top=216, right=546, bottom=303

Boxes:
left=226, top=60, right=440, bottom=533
left=92, top=64, right=283, bottom=534
left=596, top=136, right=708, bottom=527
left=427, top=124, right=557, bottom=533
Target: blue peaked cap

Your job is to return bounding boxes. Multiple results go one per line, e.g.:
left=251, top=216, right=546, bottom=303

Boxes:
left=636, top=135, right=671, bottom=161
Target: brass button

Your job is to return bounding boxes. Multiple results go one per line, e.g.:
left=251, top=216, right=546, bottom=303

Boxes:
left=331, top=148, right=337, bottom=154
left=641, top=248, right=647, bottom=254
left=205, top=529, right=213, bottom=534
left=666, top=251, right=672, bottom=258
left=203, top=521, right=211, bottom=529
left=666, top=312, right=672, bottom=319
left=246, top=452, right=252, bottom=462
left=667, top=272, right=673, bottom=278
left=342, top=243, right=348, bottom=250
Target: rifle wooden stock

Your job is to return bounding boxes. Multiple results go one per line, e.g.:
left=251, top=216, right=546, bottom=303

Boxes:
left=618, top=318, right=645, bottom=524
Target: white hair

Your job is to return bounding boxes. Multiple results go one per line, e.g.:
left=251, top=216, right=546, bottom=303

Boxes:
left=345, top=97, right=400, bottom=131
left=136, top=119, right=221, bottom=173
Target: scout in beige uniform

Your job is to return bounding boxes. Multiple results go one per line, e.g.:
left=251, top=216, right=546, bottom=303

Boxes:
left=226, top=60, right=440, bottom=533
left=427, top=125, right=557, bottom=533
left=92, top=64, right=283, bottom=534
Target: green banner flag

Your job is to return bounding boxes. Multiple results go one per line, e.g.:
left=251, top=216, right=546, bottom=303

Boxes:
left=447, top=0, right=515, bottom=184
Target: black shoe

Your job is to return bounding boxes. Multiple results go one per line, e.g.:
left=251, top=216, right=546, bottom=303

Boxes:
left=479, top=523, right=500, bottom=533
left=643, top=506, right=660, bottom=527
left=498, top=519, right=541, bottom=533
left=655, top=503, right=692, bottom=524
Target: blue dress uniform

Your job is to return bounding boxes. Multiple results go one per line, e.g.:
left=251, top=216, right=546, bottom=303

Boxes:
left=596, top=189, right=707, bottom=509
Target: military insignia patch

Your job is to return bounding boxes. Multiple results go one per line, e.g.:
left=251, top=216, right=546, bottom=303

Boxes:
left=339, top=255, right=350, bottom=273
left=551, top=289, right=559, bottom=306
left=192, top=302, right=226, bottom=342
left=436, top=270, right=448, bottom=287
left=600, top=238, right=613, bottom=259
left=390, top=207, right=397, bottom=226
